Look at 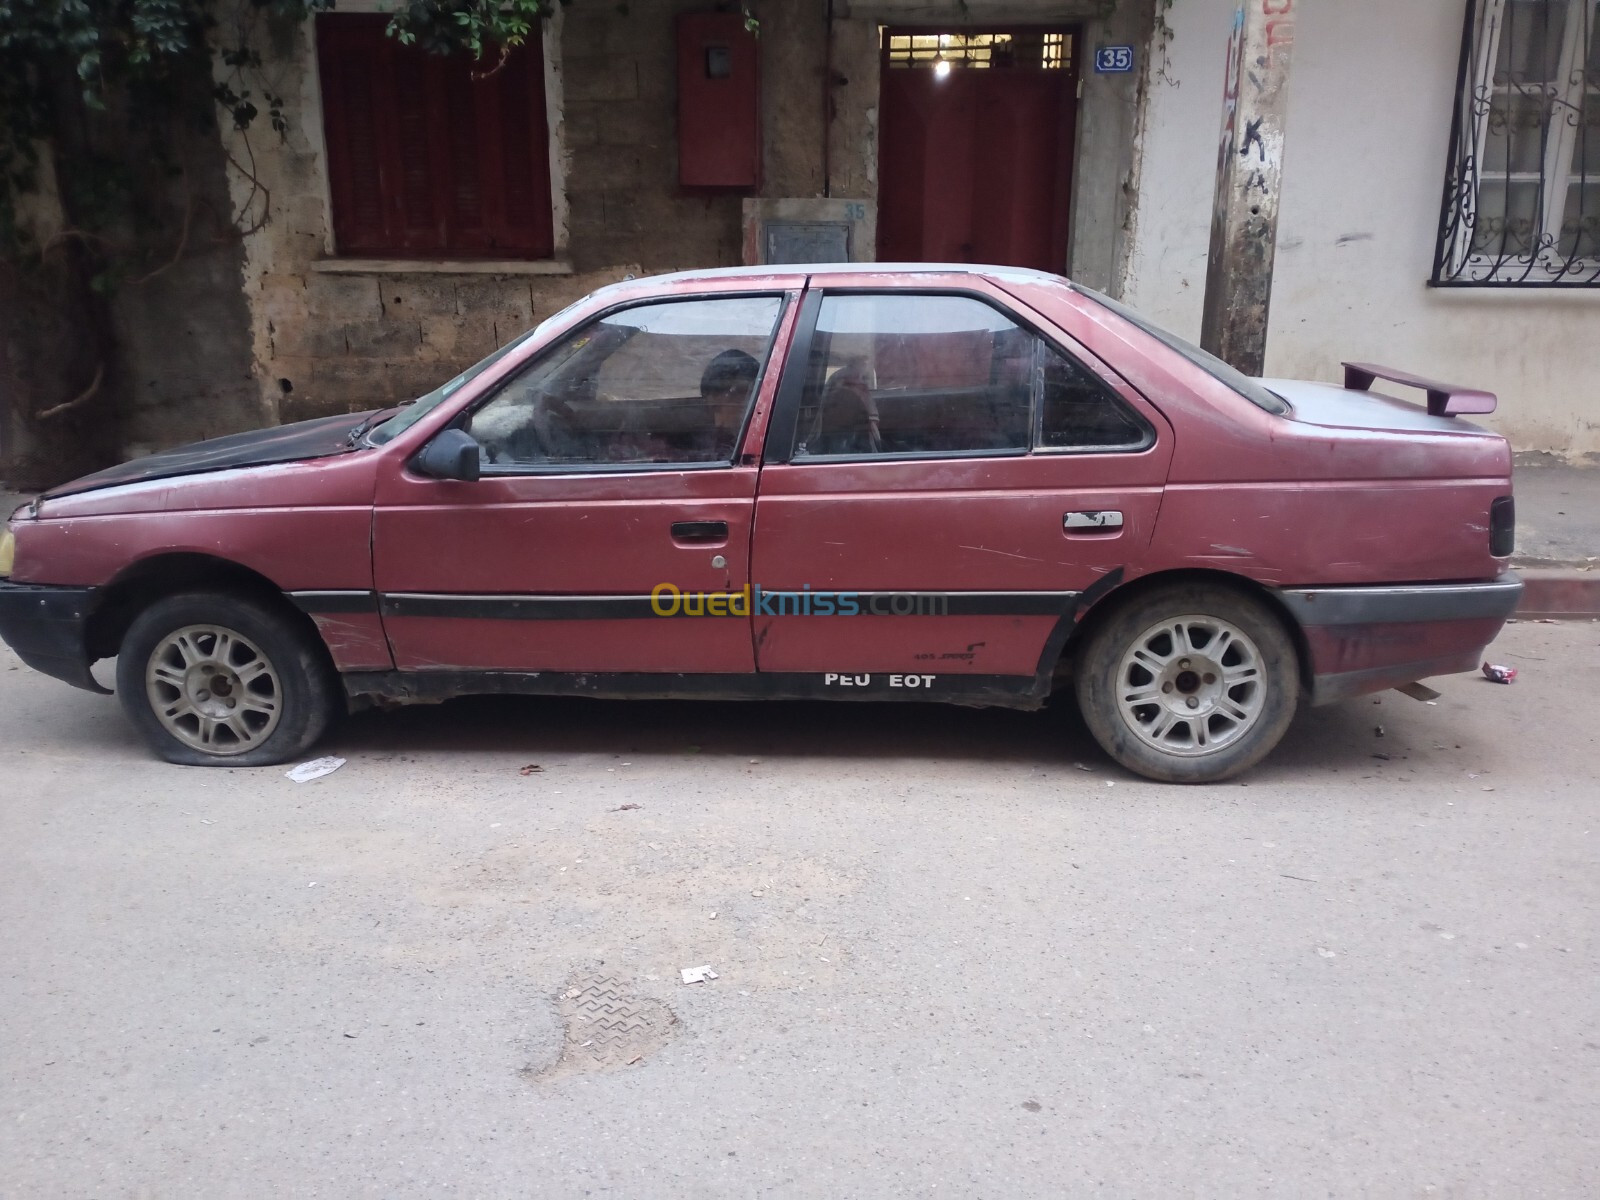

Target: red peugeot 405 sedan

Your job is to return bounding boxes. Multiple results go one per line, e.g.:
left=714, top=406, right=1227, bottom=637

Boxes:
left=0, top=265, right=1520, bottom=782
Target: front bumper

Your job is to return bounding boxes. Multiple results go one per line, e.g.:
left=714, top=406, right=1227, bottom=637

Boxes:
left=0, top=580, right=110, bottom=693
left=1275, top=572, right=1523, bottom=705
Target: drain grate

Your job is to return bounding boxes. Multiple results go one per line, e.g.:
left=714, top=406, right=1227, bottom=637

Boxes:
left=542, top=975, right=678, bottom=1077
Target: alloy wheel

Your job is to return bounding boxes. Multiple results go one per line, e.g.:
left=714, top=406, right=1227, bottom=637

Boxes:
left=144, top=624, right=283, bottom=755
left=1114, top=614, right=1267, bottom=757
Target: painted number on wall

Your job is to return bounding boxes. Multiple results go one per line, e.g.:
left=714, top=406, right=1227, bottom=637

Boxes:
left=1094, top=45, right=1135, bottom=73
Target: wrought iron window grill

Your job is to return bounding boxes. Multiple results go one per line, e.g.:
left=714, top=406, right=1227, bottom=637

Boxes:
left=1434, top=0, right=1600, bottom=286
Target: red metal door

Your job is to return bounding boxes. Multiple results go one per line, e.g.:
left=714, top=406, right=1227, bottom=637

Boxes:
left=877, top=28, right=1078, bottom=271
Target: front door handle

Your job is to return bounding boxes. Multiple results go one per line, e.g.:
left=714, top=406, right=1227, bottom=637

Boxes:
left=1064, top=510, right=1124, bottom=533
left=671, top=520, right=729, bottom=544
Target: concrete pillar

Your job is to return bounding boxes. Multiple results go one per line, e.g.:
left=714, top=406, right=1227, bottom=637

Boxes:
left=1199, top=0, right=1297, bottom=376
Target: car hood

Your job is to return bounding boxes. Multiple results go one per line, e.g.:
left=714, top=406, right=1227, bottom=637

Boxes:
left=41, top=412, right=374, bottom=499
left=1261, top=378, right=1496, bottom=436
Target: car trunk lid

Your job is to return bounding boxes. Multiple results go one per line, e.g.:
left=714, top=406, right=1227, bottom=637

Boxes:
left=1261, top=378, right=1500, bottom=438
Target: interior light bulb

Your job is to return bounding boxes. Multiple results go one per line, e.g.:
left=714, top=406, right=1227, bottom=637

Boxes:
left=934, top=59, right=952, bottom=79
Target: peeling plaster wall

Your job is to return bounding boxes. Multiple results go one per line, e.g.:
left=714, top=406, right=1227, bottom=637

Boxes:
left=1125, top=0, right=1600, bottom=460
left=214, top=0, right=1154, bottom=434
left=217, top=1, right=766, bottom=428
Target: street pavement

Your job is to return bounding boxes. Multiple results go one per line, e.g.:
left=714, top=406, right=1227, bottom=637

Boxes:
left=1, top=622, right=1597, bottom=1198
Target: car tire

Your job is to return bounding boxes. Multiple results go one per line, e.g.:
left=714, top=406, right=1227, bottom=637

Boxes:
left=115, top=591, right=341, bottom=767
left=1074, top=582, right=1300, bottom=783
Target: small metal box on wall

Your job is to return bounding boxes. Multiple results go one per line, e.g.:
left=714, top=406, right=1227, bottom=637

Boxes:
left=741, top=199, right=877, bottom=265
left=677, top=12, right=760, bottom=190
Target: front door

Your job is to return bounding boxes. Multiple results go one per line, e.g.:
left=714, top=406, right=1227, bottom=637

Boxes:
left=372, top=292, right=794, bottom=674
left=877, top=28, right=1079, bottom=271
left=750, top=279, right=1171, bottom=694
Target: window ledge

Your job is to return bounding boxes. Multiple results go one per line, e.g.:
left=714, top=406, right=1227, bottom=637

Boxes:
left=313, top=258, right=574, bottom=276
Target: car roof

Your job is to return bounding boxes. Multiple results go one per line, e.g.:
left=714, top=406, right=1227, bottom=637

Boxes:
left=642, top=262, right=1072, bottom=286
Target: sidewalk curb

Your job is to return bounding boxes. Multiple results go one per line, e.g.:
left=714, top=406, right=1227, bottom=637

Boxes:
left=1514, top=569, right=1600, bottom=620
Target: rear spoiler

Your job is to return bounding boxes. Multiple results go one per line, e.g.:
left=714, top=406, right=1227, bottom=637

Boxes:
left=1342, top=362, right=1496, bottom=417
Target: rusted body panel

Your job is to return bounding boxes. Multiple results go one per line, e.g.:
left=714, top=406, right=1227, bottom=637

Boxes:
left=301, top=612, right=392, bottom=672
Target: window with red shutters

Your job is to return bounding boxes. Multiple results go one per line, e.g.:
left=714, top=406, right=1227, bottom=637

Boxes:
left=315, top=14, right=555, bottom=259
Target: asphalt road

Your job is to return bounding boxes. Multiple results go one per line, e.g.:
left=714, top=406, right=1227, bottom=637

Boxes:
left=2, top=622, right=1597, bottom=1198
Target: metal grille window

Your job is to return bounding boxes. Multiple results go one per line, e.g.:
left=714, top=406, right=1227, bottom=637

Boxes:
left=1435, top=0, right=1600, bottom=285
left=885, top=31, right=1068, bottom=71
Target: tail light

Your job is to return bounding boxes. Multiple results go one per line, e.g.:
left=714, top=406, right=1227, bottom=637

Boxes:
left=1490, top=496, right=1515, bottom=558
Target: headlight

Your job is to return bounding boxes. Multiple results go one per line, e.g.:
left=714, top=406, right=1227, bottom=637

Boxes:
left=0, top=527, right=14, bottom=577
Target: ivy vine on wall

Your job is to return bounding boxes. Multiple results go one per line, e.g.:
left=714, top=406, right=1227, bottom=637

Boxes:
left=0, top=0, right=572, bottom=261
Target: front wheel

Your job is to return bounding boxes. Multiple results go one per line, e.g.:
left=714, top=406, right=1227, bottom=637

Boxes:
left=116, top=591, right=341, bottom=766
left=1075, top=583, right=1300, bottom=783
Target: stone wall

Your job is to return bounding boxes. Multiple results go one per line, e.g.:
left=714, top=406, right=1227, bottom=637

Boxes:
left=213, top=0, right=1151, bottom=437
left=218, top=1, right=786, bottom=431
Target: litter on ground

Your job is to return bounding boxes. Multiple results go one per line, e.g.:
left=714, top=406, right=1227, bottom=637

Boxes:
left=285, top=757, right=345, bottom=783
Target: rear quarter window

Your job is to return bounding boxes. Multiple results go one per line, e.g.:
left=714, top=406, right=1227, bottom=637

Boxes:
left=1070, top=285, right=1291, bottom=416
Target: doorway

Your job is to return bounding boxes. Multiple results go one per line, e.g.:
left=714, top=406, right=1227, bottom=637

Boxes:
left=877, top=28, right=1080, bottom=272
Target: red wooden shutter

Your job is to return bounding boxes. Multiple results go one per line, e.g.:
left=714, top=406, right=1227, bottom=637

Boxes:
left=315, top=15, right=555, bottom=259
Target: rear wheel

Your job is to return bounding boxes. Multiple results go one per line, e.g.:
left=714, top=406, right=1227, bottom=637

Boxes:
left=1075, top=583, right=1300, bottom=783
left=116, top=591, right=340, bottom=766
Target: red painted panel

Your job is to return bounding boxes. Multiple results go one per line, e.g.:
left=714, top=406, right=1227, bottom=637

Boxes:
left=677, top=12, right=760, bottom=189
left=969, top=72, right=1076, bottom=270
left=367, top=289, right=805, bottom=675
left=751, top=464, right=1163, bottom=676
left=15, top=505, right=377, bottom=593
left=315, top=14, right=553, bottom=258
left=1303, top=618, right=1507, bottom=680
left=1150, top=480, right=1509, bottom=587
left=877, top=30, right=1077, bottom=270
left=756, top=615, right=1059, bottom=676
left=751, top=273, right=1173, bottom=679
left=372, top=468, right=760, bottom=673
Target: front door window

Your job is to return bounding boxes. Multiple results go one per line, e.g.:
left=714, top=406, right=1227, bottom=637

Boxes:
left=466, top=295, right=785, bottom=468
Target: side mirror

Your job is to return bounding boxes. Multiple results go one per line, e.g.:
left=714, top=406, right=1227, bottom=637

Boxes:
left=413, top=429, right=482, bottom=482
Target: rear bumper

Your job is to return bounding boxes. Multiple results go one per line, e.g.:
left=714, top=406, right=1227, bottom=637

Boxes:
left=1275, top=572, right=1522, bottom=705
left=0, top=580, right=109, bottom=693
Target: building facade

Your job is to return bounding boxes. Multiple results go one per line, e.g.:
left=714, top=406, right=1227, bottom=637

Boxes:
left=115, top=0, right=1600, bottom=460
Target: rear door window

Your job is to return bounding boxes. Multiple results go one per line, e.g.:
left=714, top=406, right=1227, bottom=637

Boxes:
left=788, top=292, right=1148, bottom=460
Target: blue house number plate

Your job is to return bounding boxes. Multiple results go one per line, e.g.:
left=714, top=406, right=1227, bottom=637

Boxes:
left=1094, top=45, right=1135, bottom=73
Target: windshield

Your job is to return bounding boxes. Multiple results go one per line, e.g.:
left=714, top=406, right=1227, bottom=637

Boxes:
left=366, top=299, right=590, bottom=446
left=1070, top=285, right=1290, bottom=416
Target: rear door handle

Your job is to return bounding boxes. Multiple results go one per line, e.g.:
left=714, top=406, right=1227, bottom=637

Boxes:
left=671, top=520, right=729, bottom=544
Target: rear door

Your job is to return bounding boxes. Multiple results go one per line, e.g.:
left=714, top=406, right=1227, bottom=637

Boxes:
left=749, top=275, right=1172, bottom=695
left=372, top=290, right=798, bottom=674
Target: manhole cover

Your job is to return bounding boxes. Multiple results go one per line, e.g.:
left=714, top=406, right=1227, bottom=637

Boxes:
left=539, top=975, right=678, bottom=1078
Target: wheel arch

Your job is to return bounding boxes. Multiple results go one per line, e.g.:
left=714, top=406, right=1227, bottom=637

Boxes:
left=1043, top=567, right=1313, bottom=696
left=86, top=552, right=328, bottom=664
